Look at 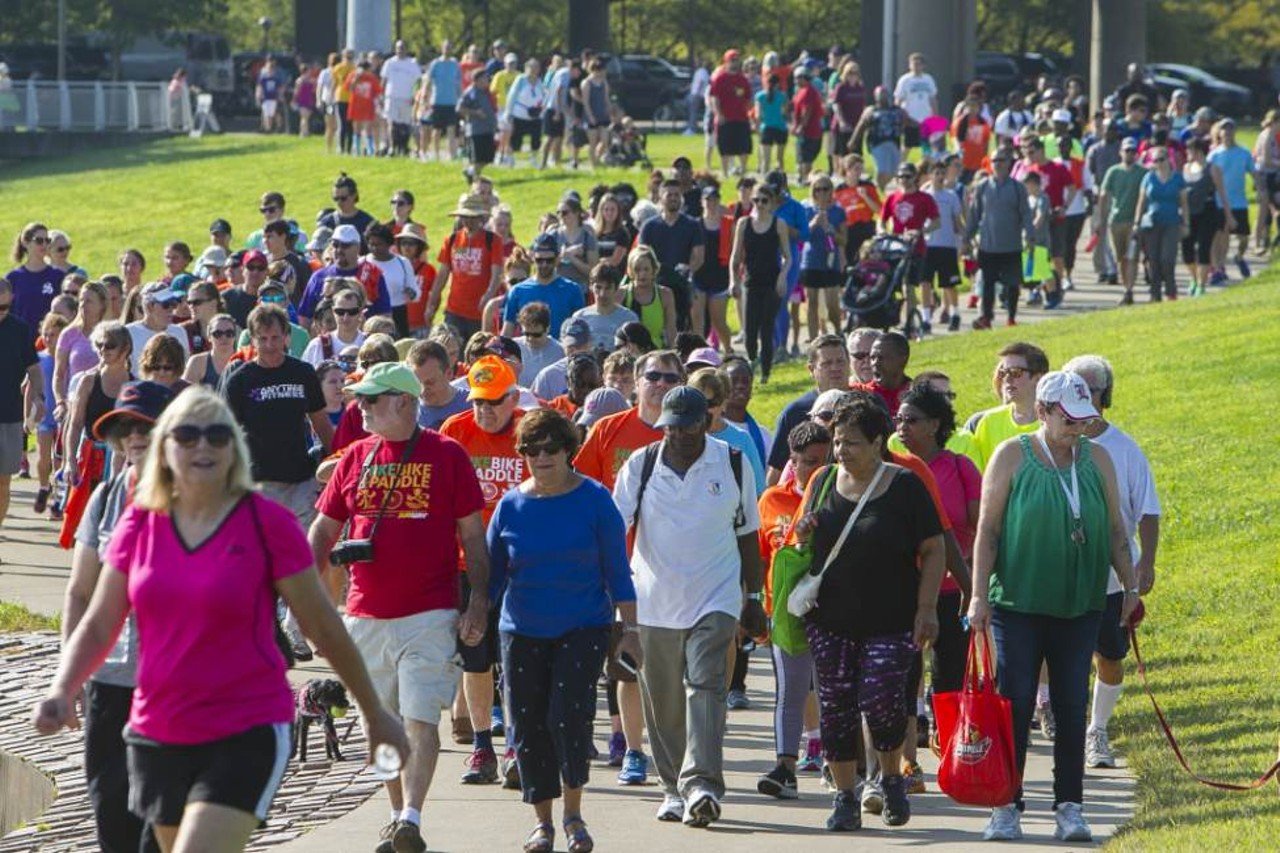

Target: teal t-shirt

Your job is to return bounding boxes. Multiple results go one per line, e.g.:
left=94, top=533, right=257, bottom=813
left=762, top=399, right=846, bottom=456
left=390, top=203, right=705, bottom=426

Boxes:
left=754, top=89, right=787, bottom=130
left=1101, top=163, right=1148, bottom=225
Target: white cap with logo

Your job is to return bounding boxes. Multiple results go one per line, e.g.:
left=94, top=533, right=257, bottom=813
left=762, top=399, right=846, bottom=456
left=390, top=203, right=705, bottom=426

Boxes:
left=1036, top=371, right=1099, bottom=420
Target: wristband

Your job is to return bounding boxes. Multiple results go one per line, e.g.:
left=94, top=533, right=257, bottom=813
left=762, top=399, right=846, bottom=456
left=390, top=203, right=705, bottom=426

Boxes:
left=1124, top=588, right=1140, bottom=596
left=745, top=592, right=764, bottom=602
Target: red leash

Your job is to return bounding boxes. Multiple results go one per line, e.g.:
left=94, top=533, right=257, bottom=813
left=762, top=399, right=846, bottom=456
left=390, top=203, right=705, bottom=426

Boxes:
left=1129, top=623, right=1280, bottom=791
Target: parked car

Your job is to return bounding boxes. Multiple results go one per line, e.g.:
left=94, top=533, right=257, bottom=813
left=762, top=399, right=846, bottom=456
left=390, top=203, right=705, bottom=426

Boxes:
left=601, top=53, right=689, bottom=120
left=1148, top=62, right=1252, bottom=118
left=84, top=31, right=234, bottom=103
left=974, top=52, right=1024, bottom=105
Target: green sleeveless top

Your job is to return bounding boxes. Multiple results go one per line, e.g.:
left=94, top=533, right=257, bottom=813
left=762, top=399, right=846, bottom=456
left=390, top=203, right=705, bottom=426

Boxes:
left=989, top=435, right=1110, bottom=618
left=625, top=285, right=667, bottom=346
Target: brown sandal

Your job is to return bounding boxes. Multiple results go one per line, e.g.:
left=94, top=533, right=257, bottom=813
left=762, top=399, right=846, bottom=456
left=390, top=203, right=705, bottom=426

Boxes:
left=523, top=822, right=554, bottom=853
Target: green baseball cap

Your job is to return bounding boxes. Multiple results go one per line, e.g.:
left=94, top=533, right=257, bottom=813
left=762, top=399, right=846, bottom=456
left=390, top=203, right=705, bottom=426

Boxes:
left=345, top=362, right=423, bottom=397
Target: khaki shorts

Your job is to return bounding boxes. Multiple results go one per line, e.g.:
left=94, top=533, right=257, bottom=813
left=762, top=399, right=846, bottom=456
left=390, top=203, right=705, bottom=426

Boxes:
left=258, top=479, right=319, bottom=531
left=344, top=609, right=461, bottom=725
left=0, top=422, right=23, bottom=476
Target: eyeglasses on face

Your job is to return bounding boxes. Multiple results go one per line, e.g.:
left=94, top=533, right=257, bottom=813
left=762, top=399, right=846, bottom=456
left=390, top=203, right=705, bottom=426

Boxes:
left=851, top=350, right=871, bottom=361
left=473, top=396, right=510, bottom=408
left=332, top=194, right=351, bottom=203
left=260, top=205, right=280, bottom=214
left=30, top=235, right=50, bottom=245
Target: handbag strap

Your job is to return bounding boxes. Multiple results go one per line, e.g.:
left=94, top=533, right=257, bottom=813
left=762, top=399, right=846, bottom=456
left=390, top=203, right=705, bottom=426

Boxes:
left=812, top=462, right=886, bottom=582
left=963, top=629, right=999, bottom=695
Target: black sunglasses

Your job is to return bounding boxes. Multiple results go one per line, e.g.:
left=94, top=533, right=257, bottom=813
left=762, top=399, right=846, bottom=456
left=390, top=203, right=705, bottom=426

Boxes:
left=334, top=307, right=361, bottom=317
left=517, top=441, right=564, bottom=457
left=643, top=370, right=681, bottom=384
left=169, top=423, right=235, bottom=448
left=210, top=328, right=237, bottom=339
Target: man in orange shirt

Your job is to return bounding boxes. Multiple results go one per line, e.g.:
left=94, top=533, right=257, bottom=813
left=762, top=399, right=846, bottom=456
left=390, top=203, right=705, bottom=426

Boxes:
left=439, top=354, right=526, bottom=785
left=426, top=194, right=504, bottom=341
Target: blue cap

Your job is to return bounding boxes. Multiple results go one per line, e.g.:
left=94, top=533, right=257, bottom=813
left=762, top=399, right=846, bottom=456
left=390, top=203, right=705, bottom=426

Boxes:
left=531, top=233, right=559, bottom=255
left=655, top=386, right=708, bottom=429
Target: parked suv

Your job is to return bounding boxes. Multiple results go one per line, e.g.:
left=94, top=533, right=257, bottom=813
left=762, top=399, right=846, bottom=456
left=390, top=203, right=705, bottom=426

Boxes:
left=1147, top=63, right=1251, bottom=119
left=601, top=53, right=689, bottom=120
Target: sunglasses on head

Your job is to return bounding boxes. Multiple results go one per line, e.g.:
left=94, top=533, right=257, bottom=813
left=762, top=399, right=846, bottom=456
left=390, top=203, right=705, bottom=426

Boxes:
left=169, top=423, right=235, bottom=448
left=517, top=441, right=564, bottom=457
left=261, top=293, right=286, bottom=304
left=643, top=369, right=681, bottom=384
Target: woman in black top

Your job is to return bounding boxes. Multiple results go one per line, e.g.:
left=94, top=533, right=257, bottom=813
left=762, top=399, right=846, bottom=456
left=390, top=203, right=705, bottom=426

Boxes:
left=729, top=184, right=790, bottom=383
left=693, top=185, right=733, bottom=352
left=590, top=193, right=634, bottom=270
left=793, top=398, right=944, bottom=831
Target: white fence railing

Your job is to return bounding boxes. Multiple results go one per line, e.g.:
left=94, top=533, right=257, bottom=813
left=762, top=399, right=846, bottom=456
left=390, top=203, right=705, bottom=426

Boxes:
left=0, top=79, right=194, bottom=133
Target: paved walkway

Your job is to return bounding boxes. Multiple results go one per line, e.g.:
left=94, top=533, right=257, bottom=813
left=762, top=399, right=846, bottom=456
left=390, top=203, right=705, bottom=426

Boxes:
left=0, top=477, right=1137, bottom=851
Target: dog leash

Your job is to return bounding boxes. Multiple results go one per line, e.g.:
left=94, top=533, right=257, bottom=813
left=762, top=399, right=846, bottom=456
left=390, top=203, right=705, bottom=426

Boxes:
left=1128, top=623, right=1280, bottom=791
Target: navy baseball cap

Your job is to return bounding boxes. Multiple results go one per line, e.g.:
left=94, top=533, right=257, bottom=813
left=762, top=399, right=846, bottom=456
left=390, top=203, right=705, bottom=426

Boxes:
left=655, top=386, right=708, bottom=429
left=92, top=381, right=176, bottom=440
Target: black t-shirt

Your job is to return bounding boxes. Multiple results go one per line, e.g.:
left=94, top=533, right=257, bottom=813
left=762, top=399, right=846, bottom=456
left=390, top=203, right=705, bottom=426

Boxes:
left=638, top=213, right=704, bottom=270
left=808, top=468, right=942, bottom=640
left=222, top=356, right=325, bottom=483
left=318, top=210, right=378, bottom=252
left=0, top=315, right=37, bottom=422
left=768, top=390, right=818, bottom=470
left=222, top=288, right=259, bottom=330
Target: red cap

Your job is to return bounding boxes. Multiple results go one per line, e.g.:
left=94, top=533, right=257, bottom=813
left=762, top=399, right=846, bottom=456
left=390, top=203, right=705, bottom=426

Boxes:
left=723, top=49, right=740, bottom=64
left=242, top=249, right=268, bottom=268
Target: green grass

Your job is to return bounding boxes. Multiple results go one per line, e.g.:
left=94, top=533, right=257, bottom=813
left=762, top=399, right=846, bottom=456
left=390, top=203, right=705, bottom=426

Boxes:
left=0, top=601, right=59, bottom=632
left=3, top=132, right=1279, bottom=847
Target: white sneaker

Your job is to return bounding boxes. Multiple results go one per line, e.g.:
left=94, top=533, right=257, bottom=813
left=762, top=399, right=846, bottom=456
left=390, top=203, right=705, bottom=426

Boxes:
left=655, top=793, right=684, bottom=822
left=861, top=775, right=884, bottom=814
left=1085, top=725, right=1117, bottom=768
left=1054, top=802, right=1093, bottom=842
left=982, top=805, right=1023, bottom=841
left=682, top=789, right=721, bottom=827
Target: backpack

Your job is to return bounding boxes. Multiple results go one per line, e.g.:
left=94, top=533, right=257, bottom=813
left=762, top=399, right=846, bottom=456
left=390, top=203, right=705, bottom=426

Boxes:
left=631, top=442, right=745, bottom=530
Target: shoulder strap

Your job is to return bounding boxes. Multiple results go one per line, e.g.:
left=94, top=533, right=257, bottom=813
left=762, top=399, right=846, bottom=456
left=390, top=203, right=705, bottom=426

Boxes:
left=783, top=463, right=836, bottom=541
left=630, top=442, right=662, bottom=529
left=813, top=462, right=887, bottom=581
left=728, top=447, right=746, bottom=530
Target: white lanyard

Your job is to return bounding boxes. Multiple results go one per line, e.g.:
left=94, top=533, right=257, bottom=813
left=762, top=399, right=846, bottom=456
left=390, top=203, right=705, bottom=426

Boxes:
left=1037, top=433, right=1081, bottom=523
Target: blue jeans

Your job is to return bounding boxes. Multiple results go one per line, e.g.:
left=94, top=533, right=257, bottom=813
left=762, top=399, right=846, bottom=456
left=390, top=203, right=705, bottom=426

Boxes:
left=990, top=607, right=1102, bottom=809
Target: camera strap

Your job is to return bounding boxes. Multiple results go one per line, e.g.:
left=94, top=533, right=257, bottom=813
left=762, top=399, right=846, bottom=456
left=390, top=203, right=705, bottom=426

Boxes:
left=354, top=427, right=423, bottom=543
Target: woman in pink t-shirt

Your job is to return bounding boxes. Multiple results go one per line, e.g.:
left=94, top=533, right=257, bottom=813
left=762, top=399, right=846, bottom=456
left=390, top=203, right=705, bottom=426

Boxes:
left=35, top=388, right=407, bottom=852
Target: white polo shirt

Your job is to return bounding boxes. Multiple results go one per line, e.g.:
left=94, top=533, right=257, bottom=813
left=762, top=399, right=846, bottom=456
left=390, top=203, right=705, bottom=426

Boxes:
left=613, top=435, right=760, bottom=630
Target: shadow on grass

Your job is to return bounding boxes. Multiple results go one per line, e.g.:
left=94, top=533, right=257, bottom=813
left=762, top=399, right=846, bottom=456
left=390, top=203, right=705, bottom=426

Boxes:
left=0, top=137, right=281, bottom=180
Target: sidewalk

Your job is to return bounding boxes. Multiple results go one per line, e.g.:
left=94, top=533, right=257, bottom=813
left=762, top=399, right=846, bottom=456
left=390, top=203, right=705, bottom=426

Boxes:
left=1, top=478, right=1135, bottom=851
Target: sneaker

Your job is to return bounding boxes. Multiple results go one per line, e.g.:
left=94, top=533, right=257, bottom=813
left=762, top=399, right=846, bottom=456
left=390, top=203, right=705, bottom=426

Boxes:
left=1085, top=726, right=1117, bottom=769
left=982, top=805, right=1023, bottom=841
left=948, top=313, right=961, bottom=332
left=902, top=759, right=926, bottom=794
left=727, top=689, right=750, bottom=710
left=1236, top=257, right=1252, bottom=279
left=920, top=320, right=932, bottom=335
left=490, top=705, right=505, bottom=737
left=391, top=820, right=427, bottom=853
left=1005, top=317, right=1018, bottom=327
left=451, top=715, right=474, bottom=745
left=1044, top=289, right=1063, bottom=310
left=861, top=775, right=884, bottom=814
left=881, top=774, right=911, bottom=826
left=617, top=749, right=648, bottom=785
left=683, top=789, right=721, bottom=827
left=33, top=487, right=50, bottom=514
left=607, top=731, right=627, bottom=767
left=655, top=793, right=684, bottom=822
left=797, top=737, right=822, bottom=772
left=501, top=747, right=521, bottom=789
left=967, top=293, right=980, bottom=309
left=1036, top=702, right=1057, bottom=741
left=1053, top=802, right=1093, bottom=842
left=1026, top=288, right=1043, bottom=306
left=1063, top=276, right=1075, bottom=291
left=938, top=308, right=950, bottom=323
left=790, top=343, right=801, bottom=358
left=756, top=763, right=799, bottom=800
left=48, top=502, right=63, bottom=521
left=972, top=316, right=992, bottom=330
left=375, top=820, right=397, bottom=853
left=461, top=746, right=499, bottom=784
left=826, top=789, right=862, bottom=831
left=821, top=762, right=836, bottom=792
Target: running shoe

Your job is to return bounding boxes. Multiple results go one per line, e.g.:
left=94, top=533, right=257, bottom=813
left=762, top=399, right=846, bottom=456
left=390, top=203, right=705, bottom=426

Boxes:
left=607, top=731, right=627, bottom=767
left=1085, top=726, right=1117, bottom=769
left=1063, top=276, right=1075, bottom=291
left=655, top=793, right=684, bottom=821
left=861, top=775, right=884, bottom=814
left=375, top=820, right=397, bottom=853
left=1118, top=291, right=1134, bottom=306
left=501, top=747, right=521, bottom=789
left=1044, top=290, right=1063, bottom=310
left=948, top=313, right=961, bottom=332
left=982, top=805, right=1023, bottom=841
left=392, top=819, right=427, bottom=853
left=490, top=705, right=505, bottom=738
left=617, top=749, right=648, bottom=785
left=920, top=320, right=932, bottom=335
left=1036, top=702, right=1057, bottom=741
left=1026, top=288, right=1043, bottom=306
left=972, top=316, right=992, bottom=330
left=48, top=501, right=63, bottom=521
left=683, top=789, right=721, bottom=827
left=1236, top=256, right=1252, bottom=279
left=460, top=746, right=499, bottom=784
left=727, top=689, right=750, bottom=710
left=33, top=487, right=50, bottom=514
left=826, top=789, right=862, bottom=831
left=756, top=763, right=799, bottom=800
left=938, top=308, right=951, bottom=324
left=1053, top=802, right=1093, bottom=842
left=797, top=737, right=823, bottom=772
left=902, top=759, right=926, bottom=794
left=881, top=774, right=911, bottom=826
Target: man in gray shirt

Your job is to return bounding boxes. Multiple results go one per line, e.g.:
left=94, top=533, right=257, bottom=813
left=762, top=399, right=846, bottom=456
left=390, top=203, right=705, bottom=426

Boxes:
left=967, top=149, right=1032, bottom=329
left=459, top=67, right=499, bottom=178
left=1085, top=121, right=1122, bottom=283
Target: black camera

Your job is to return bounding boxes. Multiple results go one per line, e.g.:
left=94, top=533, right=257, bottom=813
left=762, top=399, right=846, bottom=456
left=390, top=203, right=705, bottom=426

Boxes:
left=329, top=538, right=374, bottom=566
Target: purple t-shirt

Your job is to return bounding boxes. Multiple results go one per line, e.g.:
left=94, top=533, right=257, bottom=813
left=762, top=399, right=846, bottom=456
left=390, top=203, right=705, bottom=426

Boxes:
left=7, top=266, right=64, bottom=343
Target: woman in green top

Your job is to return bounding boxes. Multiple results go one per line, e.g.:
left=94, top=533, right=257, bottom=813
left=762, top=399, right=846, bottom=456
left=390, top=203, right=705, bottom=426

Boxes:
left=968, top=371, right=1138, bottom=845
left=619, top=245, right=677, bottom=348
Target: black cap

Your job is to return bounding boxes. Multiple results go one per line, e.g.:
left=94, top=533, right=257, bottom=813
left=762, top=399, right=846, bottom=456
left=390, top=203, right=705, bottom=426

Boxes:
left=92, top=381, right=176, bottom=440
left=655, top=386, right=709, bottom=429
left=484, top=334, right=523, bottom=362
left=764, top=169, right=788, bottom=191
left=209, top=218, right=232, bottom=235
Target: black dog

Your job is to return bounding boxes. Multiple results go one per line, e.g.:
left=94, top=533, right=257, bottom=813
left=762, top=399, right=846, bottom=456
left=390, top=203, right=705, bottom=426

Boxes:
left=293, top=678, right=351, bottom=761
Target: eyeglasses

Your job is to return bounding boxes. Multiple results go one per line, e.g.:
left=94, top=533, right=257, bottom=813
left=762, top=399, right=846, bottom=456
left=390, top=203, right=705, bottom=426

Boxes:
left=93, top=340, right=118, bottom=351
left=533, top=257, right=556, bottom=265
left=169, top=423, right=235, bottom=448
left=148, top=363, right=179, bottom=373
left=643, top=370, right=682, bottom=384
left=108, top=421, right=152, bottom=440
left=334, top=307, right=361, bottom=317
left=812, top=185, right=833, bottom=193
left=246, top=264, right=268, bottom=272
left=30, top=235, right=50, bottom=245
left=260, top=205, right=280, bottom=214
left=53, top=244, right=71, bottom=253
left=894, top=414, right=923, bottom=426
left=750, top=195, right=771, bottom=203
left=210, top=328, right=237, bottom=339
left=1151, top=157, right=1168, bottom=164
left=392, top=199, right=411, bottom=207
left=997, top=366, right=1029, bottom=380
left=331, top=240, right=356, bottom=249
left=524, top=330, right=546, bottom=339
left=356, top=391, right=400, bottom=403
left=517, top=441, right=564, bottom=457
left=851, top=350, right=871, bottom=361
left=332, top=194, right=351, bottom=203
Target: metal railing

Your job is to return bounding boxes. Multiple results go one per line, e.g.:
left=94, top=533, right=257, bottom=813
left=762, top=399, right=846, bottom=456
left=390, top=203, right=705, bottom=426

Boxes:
left=0, top=79, right=194, bottom=133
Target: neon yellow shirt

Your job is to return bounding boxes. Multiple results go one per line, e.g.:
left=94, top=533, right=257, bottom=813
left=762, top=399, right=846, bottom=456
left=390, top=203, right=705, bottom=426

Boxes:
left=887, top=429, right=977, bottom=459
left=492, top=69, right=520, bottom=110
left=964, top=403, right=1039, bottom=472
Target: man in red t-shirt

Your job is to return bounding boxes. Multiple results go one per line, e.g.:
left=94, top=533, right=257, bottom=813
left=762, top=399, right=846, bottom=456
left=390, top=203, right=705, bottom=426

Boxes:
left=426, top=194, right=503, bottom=341
left=879, top=163, right=940, bottom=335
left=311, top=362, right=487, bottom=853
left=790, top=68, right=825, bottom=184
left=438, top=354, right=526, bottom=785
left=709, top=49, right=754, bottom=177
left=1012, top=134, right=1077, bottom=306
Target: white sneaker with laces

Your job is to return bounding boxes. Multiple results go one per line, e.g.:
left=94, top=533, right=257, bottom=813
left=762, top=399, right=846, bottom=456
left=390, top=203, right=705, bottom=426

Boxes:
left=1054, top=802, right=1093, bottom=842
left=982, top=804, right=1023, bottom=841
left=682, top=789, right=721, bottom=827
left=1085, top=725, right=1117, bottom=768
left=655, top=793, right=684, bottom=822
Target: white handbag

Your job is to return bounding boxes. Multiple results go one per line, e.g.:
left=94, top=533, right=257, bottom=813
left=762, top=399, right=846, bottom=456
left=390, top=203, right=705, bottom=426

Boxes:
left=786, top=463, right=886, bottom=618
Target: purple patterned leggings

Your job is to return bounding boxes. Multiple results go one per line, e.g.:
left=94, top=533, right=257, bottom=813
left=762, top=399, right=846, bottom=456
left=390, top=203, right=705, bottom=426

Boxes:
left=805, top=622, right=917, bottom=760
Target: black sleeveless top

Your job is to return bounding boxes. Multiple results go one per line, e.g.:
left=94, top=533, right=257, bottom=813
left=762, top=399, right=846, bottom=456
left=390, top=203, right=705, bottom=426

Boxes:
left=85, top=371, right=119, bottom=437
left=743, top=215, right=782, bottom=288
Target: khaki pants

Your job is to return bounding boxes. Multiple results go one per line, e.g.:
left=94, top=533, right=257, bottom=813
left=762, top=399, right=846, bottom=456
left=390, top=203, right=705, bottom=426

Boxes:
left=638, top=611, right=737, bottom=799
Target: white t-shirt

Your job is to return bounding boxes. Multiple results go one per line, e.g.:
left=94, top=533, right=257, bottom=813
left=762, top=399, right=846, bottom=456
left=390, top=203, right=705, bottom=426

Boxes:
left=317, top=67, right=334, bottom=105
left=691, top=66, right=711, bottom=98
left=994, top=108, right=1033, bottom=142
left=300, top=329, right=366, bottom=366
left=613, top=436, right=760, bottom=629
left=893, top=72, right=938, bottom=123
left=366, top=254, right=417, bottom=308
left=1091, top=423, right=1161, bottom=593
left=125, top=321, right=190, bottom=375
left=380, top=56, right=422, bottom=102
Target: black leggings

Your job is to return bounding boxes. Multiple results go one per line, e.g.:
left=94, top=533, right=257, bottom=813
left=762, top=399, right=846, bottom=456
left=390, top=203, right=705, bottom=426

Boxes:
left=743, top=284, right=781, bottom=378
left=336, top=102, right=353, bottom=154
left=1063, top=213, right=1087, bottom=274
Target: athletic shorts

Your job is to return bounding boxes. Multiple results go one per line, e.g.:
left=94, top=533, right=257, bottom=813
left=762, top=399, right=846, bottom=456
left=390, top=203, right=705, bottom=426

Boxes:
left=717, top=120, right=752, bottom=156
left=345, top=608, right=461, bottom=724
left=760, top=126, right=787, bottom=146
left=1049, top=218, right=1069, bottom=258
left=457, top=573, right=500, bottom=673
left=125, top=722, right=291, bottom=826
left=542, top=110, right=566, bottom=137
left=260, top=99, right=278, bottom=119
left=1229, top=207, right=1250, bottom=236
left=386, top=97, right=414, bottom=126
left=0, top=422, right=22, bottom=475
left=870, top=141, right=901, bottom=180
left=470, top=134, right=496, bottom=166
left=903, top=120, right=922, bottom=149
left=923, top=246, right=961, bottom=287
left=796, top=136, right=822, bottom=165
left=1266, top=172, right=1280, bottom=203
left=1095, top=592, right=1130, bottom=661
left=430, top=104, right=458, bottom=130
left=800, top=268, right=842, bottom=289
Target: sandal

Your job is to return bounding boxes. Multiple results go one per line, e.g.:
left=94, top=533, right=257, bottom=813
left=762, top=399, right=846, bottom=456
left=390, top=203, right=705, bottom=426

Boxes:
left=564, top=817, right=594, bottom=853
left=522, top=822, right=554, bottom=853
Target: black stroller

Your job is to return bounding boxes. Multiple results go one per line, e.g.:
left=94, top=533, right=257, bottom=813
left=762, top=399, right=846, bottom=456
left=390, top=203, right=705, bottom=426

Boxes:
left=841, top=233, right=920, bottom=333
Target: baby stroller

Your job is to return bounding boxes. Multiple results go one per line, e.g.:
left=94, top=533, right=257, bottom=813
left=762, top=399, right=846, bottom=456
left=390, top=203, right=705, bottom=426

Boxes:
left=603, top=119, right=652, bottom=169
left=842, top=233, right=919, bottom=333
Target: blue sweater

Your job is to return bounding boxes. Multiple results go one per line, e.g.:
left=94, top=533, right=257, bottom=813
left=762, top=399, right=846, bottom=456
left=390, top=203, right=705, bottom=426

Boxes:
left=487, top=477, right=636, bottom=638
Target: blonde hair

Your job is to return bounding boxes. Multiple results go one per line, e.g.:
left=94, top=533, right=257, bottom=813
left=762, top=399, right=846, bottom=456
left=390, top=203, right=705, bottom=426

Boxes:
left=688, top=366, right=729, bottom=406
left=627, top=244, right=659, bottom=278
left=133, top=387, right=254, bottom=514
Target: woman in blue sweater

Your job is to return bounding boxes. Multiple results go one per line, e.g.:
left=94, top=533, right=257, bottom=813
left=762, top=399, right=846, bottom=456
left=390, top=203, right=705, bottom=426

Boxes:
left=488, top=407, right=639, bottom=853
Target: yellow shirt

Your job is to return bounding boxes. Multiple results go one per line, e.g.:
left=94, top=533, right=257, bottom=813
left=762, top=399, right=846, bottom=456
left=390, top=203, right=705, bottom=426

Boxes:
left=333, top=62, right=355, bottom=102
left=963, top=403, right=1039, bottom=472
left=492, top=69, right=520, bottom=110
left=888, top=429, right=977, bottom=460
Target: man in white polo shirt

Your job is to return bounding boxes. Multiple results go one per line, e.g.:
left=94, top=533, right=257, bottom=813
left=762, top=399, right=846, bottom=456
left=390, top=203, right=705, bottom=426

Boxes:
left=613, top=385, right=766, bottom=829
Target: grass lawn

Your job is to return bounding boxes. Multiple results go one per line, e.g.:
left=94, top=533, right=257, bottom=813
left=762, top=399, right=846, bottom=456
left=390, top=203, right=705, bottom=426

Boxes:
left=2, top=131, right=1278, bottom=847
left=0, top=601, right=59, bottom=632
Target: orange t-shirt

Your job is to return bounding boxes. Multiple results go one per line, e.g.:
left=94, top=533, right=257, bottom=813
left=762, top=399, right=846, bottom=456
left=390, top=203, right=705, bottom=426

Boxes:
left=834, top=180, right=882, bottom=225
left=953, top=114, right=993, bottom=172
left=404, top=260, right=438, bottom=332
left=437, top=229, right=503, bottom=321
left=438, top=409, right=527, bottom=527
left=346, top=71, right=381, bottom=122
left=547, top=395, right=579, bottom=418
left=574, top=406, right=659, bottom=492
left=758, top=483, right=803, bottom=615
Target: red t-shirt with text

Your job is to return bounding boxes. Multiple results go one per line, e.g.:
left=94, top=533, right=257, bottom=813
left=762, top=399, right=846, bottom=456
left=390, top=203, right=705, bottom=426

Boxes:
left=880, top=190, right=940, bottom=255
left=710, top=71, right=753, bottom=123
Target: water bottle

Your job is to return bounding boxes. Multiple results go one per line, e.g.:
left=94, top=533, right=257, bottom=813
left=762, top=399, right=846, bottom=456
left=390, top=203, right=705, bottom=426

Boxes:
left=372, top=743, right=403, bottom=781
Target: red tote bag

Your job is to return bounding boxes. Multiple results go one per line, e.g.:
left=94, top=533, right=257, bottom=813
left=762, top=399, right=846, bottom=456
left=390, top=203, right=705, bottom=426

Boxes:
left=932, top=631, right=1021, bottom=807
